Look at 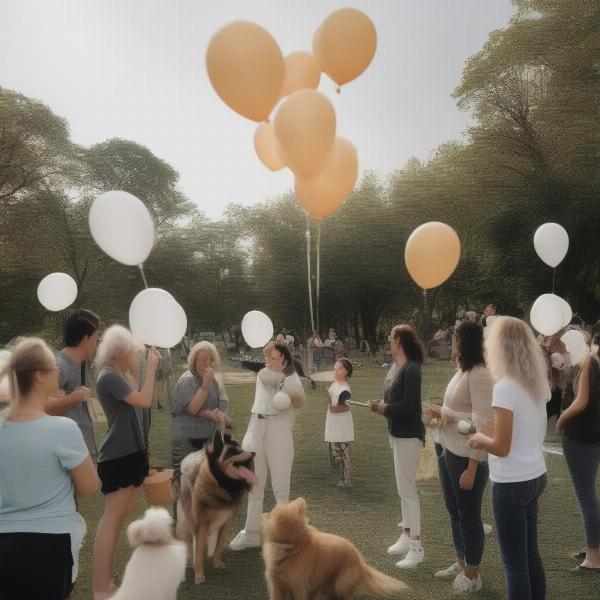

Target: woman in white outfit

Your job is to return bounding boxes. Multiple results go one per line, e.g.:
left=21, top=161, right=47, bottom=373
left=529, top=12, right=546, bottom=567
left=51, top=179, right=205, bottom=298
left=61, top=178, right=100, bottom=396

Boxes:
left=230, top=341, right=306, bottom=550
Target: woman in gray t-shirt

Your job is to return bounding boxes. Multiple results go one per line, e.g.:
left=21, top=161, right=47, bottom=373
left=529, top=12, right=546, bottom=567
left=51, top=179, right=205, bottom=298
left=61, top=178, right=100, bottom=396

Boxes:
left=171, top=341, right=230, bottom=492
left=92, top=326, right=160, bottom=600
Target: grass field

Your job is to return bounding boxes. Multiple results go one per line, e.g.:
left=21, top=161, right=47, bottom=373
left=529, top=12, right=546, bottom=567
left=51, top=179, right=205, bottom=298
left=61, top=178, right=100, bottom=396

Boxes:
left=73, top=360, right=600, bottom=599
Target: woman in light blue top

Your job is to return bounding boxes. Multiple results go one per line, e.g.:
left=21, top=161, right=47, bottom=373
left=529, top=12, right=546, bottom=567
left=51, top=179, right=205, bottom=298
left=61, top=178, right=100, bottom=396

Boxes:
left=0, top=338, right=99, bottom=600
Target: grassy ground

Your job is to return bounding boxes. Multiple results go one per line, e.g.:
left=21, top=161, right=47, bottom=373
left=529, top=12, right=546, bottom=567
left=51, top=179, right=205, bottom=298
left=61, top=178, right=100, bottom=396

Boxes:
left=74, top=361, right=599, bottom=599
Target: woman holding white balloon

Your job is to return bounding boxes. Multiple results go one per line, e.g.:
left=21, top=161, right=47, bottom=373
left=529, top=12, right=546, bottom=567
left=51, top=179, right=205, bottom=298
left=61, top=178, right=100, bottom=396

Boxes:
left=92, top=326, right=161, bottom=600
left=230, top=341, right=305, bottom=551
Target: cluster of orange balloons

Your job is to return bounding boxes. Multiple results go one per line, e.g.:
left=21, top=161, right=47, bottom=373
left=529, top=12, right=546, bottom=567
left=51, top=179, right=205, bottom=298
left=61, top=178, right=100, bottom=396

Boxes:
left=206, top=9, right=377, bottom=220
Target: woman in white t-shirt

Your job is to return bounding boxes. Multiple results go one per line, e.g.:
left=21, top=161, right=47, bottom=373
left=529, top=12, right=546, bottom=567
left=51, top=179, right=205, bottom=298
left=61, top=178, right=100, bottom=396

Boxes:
left=229, top=341, right=305, bottom=551
left=470, top=317, right=550, bottom=600
left=0, top=338, right=99, bottom=600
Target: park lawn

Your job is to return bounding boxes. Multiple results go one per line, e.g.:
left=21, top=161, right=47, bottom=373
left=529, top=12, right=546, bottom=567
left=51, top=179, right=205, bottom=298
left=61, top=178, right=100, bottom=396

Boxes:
left=74, top=361, right=599, bottom=599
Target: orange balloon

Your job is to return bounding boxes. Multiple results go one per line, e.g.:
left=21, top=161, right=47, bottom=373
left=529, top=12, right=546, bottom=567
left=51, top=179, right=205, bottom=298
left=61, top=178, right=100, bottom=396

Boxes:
left=404, top=222, right=461, bottom=290
left=254, top=122, right=285, bottom=171
left=295, top=138, right=358, bottom=220
left=274, top=89, right=336, bottom=178
left=281, top=52, right=321, bottom=97
left=206, top=21, right=284, bottom=122
left=313, top=9, right=377, bottom=86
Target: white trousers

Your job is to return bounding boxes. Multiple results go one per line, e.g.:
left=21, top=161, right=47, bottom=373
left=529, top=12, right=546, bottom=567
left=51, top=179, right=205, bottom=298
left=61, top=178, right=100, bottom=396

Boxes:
left=390, top=436, right=422, bottom=538
left=242, top=412, right=294, bottom=533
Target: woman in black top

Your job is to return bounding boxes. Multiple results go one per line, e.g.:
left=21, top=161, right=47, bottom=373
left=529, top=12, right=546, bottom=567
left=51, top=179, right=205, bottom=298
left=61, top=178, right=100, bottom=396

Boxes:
left=370, top=324, right=425, bottom=569
left=557, top=346, right=600, bottom=571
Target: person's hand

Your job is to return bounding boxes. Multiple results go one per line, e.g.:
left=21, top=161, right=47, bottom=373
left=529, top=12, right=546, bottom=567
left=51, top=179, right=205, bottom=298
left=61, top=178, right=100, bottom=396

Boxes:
left=223, top=414, right=234, bottom=428
left=369, top=400, right=385, bottom=415
left=72, top=387, right=90, bottom=403
left=459, top=469, right=476, bottom=491
left=468, top=432, right=487, bottom=450
left=202, top=368, right=216, bottom=388
left=424, top=404, right=442, bottom=418
left=200, top=409, right=219, bottom=422
left=556, top=415, right=565, bottom=433
left=146, top=347, right=161, bottom=372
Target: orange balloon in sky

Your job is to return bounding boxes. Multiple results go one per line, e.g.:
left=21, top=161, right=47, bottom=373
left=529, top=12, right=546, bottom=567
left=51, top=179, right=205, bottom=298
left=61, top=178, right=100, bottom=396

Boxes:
left=274, top=89, right=336, bottom=178
left=404, top=222, right=461, bottom=290
left=281, top=52, right=321, bottom=97
left=313, top=9, right=377, bottom=87
left=206, top=21, right=284, bottom=122
left=295, top=137, right=358, bottom=220
left=254, top=122, right=285, bottom=171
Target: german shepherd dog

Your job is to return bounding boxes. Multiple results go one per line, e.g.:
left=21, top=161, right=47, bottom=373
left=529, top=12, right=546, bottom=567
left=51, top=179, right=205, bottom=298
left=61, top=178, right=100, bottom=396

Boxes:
left=176, top=432, right=256, bottom=583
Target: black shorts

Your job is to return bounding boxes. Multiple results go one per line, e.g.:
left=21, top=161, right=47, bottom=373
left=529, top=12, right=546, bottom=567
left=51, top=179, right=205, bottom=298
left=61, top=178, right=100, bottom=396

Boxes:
left=97, top=450, right=149, bottom=495
left=0, top=532, right=73, bottom=600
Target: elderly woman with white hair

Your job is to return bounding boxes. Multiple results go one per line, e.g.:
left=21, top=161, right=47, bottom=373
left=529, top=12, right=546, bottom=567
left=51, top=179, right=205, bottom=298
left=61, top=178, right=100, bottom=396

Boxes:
left=171, top=341, right=230, bottom=492
left=92, top=326, right=161, bottom=600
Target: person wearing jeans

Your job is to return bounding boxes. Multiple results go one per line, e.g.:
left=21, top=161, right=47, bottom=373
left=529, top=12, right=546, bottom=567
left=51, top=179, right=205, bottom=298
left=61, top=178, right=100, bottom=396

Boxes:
left=370, top=324, right=426, bottom=569
left=470, top=317, right=550, bottom=600
left=426, top=320, right=494, bottom=593
left=557, top=348, right=600, bottom=571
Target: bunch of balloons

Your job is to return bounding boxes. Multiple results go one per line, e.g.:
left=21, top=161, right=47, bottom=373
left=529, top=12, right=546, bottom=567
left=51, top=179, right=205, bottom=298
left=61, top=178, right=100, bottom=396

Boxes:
left=529, top=223, right=571, bottom=336
left=206, top=9, right=377, bottom=220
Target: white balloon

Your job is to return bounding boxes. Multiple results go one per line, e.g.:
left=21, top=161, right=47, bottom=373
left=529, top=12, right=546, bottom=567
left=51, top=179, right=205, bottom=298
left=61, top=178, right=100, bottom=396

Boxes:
left=530, top=293, right=565, bottom=336
left=273, top=391, right=292, bottom=411
left=37, top=273, right=78, bottom=312
left=561, top=330, right=590, bottom=367
left=556, top=296, right=572, bottom=327
left=129, top=288, right=187, bottom=348
left=241, top=311, right=274, bottom=349
left=0, top=350, right=11, bottom=399
left=89, top=191, right=155, bottom=266
left=533, top=223, right=569, bottom=268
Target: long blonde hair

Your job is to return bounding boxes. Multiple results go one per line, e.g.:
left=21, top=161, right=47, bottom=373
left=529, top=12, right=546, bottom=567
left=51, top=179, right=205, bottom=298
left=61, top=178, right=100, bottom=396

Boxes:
left=485, top=316, right=550, bottom=401
left=187, top=341, right=221, bottom=376
left=0, top=338, right=55, bottom=408
left=94, top=325, right=144, bottom=372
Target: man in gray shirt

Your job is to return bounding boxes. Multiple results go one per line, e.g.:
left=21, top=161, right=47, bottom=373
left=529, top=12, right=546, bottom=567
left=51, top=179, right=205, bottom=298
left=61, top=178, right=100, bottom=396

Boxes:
left=47, top=309, right=100, bottom=458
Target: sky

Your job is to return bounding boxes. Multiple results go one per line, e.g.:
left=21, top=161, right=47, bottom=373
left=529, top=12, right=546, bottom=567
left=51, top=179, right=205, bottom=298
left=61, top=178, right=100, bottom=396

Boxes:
left=0, top=0, right=515, bottom=218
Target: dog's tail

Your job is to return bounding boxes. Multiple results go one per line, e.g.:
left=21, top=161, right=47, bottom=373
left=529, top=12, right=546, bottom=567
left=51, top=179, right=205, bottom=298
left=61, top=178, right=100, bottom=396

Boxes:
left=359, top=563, right=409, bottom=597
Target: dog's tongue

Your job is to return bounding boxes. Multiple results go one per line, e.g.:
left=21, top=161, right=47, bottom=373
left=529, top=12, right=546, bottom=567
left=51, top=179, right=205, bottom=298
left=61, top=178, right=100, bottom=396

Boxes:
left=238, top=467, right=258, bottom=485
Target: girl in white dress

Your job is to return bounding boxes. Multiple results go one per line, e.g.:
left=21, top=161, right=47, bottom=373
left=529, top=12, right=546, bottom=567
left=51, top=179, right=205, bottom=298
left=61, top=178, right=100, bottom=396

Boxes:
left=325, top=359, right=354, bottom=486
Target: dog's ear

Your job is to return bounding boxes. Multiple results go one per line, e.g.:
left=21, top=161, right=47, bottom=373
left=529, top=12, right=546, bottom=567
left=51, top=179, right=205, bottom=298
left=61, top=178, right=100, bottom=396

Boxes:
left=127, top=519, right=146, bottom=547
left=223, top=433, right=232, bottom=444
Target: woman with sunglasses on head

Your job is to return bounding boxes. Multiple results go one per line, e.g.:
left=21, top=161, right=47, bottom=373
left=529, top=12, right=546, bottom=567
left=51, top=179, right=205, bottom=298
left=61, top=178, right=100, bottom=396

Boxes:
left=230, top=341, right=306, bottom=551
left=0, top=338, right=99, bottom=600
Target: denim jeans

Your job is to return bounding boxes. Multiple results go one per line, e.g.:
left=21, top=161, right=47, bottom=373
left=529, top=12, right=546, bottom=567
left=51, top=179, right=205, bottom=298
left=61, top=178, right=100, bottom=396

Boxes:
left=492, top=473, right=547, bottom=600
left=435, top=443, right=488, bottom=566
left=563, top=437, right=600, bottom=549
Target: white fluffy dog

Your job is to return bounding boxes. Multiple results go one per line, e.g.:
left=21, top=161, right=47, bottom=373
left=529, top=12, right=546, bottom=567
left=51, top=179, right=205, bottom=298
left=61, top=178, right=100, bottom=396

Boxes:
left=110, top=507, right=187, bottom=600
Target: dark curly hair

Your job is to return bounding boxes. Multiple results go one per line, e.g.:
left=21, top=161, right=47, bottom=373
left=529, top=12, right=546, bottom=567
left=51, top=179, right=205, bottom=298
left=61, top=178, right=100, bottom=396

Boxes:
left=456, top=320, right=485, bottom=371
left=392, top=324, right=424, bottom=365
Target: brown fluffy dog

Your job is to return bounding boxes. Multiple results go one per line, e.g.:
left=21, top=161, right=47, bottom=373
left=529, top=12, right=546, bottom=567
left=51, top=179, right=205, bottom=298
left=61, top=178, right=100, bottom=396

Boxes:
left=176, top=433, right=256, bottom=584
left=262, top=498, right=408, bottom=600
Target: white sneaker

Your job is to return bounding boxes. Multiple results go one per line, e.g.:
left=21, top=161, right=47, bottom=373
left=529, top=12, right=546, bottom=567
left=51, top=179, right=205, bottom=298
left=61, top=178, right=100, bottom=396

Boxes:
left=396, top=540, right=424, bottom=568
left=452, top=571, right=482, bottom=594
left=229, top=529, right=260, bottom=551
left=483, top=523, right=492, bottom=535
left=435, top=562, right=463, bottom=579
left=387, top=533, right=410, bottom=556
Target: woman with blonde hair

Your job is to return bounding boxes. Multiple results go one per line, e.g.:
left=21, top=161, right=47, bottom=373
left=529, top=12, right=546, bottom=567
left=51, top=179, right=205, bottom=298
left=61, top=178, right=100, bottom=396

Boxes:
left=92, top=326, right=161, bottom=600
left=0, top=338, right=98, bottom=600
left=171, top=340, right=230, bottom=492
left=470, top=317, right=550, bottom=600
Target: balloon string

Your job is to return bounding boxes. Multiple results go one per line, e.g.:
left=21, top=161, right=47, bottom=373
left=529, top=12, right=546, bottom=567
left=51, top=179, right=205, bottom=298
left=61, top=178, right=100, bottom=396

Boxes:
left=138, top=264, right=149, bottom=289
left=306, top=215, right=315, bottom=333
left=552, top=268, right=555, bottom=294
left=316, top=221, right=321, bottom=333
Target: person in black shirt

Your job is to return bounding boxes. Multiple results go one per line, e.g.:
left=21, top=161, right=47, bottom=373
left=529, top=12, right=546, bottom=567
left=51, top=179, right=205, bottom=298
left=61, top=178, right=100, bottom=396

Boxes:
left=370, top=324, right=425, bottom=569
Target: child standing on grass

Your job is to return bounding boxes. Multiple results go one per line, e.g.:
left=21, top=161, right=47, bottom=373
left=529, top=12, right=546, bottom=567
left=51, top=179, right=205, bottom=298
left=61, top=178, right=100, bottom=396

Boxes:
left=325, top=359, right=354, bottom=487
